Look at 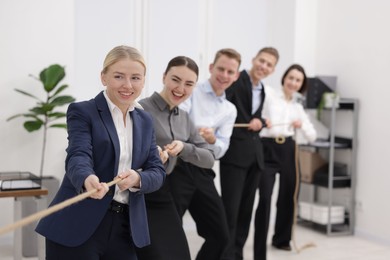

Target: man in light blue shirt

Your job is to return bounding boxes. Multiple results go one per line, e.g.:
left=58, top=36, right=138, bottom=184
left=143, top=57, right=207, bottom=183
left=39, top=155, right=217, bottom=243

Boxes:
left=169, top=48, right=241, bottom=260
left=180, top=76, right=237, bottom=159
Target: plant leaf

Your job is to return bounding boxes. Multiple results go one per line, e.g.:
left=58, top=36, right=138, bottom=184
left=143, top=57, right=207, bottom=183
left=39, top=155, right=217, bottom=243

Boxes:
left=30, top=105, right=54, bottom=115
left=49, top=123, right=67, bottom=129
left=7, top=113, right=41, bottom=121
left=39, top=64, right=65, bottom=93
left=14, top=89, right=41, bottom=101
left=24, top=120, right=43, bottom=132
left=49, top=95, right=75, bottom=106
left=48, top=112, right=66, bottom=118
left=50, top=84, right=68, bottom=99
left=7, top=114, right=24, bottom=121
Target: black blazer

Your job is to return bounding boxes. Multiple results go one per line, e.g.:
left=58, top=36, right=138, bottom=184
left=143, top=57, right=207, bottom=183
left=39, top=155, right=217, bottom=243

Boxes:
left=220, top=70, right=265, bottom=170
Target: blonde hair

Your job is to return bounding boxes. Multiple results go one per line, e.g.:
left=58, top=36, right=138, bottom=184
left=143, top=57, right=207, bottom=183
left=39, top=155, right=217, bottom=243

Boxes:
left=102, top=45, right=146, bottom=75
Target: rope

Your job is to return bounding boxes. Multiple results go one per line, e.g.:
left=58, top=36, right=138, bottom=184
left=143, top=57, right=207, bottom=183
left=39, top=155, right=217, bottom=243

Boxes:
left=237, top=120, right=316, bottom=252
left=0, top=177, right=123, bottom=236
left=234, top=123, right=251, bottom=127
left=233, top=122, right=290, bottom=128
left=291, top=131, right=316, bottom=253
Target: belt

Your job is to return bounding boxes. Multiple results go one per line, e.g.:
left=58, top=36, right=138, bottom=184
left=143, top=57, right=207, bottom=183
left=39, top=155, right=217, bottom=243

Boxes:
left=262, top=136, right=293, bottom=144
left=108, top=200, right=129, bottom=214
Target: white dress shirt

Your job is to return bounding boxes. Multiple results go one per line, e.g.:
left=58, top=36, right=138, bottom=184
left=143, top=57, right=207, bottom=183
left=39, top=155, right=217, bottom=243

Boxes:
left=103, top=91, right=137, bottom=204
left=260, top=85, right=317, bottom=143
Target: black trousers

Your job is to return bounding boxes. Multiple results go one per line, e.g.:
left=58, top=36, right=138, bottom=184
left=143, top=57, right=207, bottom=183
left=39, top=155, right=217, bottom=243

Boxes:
left=46, top=206, right=137, bottom=260
left=220, top=161, right=262, bottom=260
left=169, top=159, right=230, bottom=260
left=254, top=137, right=297, bottom=260
left=135, top=181, right=191, bottom=260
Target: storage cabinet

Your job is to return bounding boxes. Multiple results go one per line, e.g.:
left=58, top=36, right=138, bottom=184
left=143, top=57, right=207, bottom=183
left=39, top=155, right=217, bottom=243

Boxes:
left=298, top=98, right=359, bottom=236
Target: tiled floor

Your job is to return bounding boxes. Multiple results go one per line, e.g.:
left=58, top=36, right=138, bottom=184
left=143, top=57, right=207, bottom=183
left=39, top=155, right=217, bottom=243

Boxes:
left=183, top=212, right=390, bottom=260
left=1, top=214, right=390, bottom=260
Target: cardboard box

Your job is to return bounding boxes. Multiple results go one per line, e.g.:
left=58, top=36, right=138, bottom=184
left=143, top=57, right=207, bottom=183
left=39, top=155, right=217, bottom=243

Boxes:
left=299, top=149, right=326, bottom=183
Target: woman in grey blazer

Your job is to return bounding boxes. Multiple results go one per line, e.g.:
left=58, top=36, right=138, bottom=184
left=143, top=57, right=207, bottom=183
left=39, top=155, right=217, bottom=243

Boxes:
left=135, top=56, right=215, bottom=260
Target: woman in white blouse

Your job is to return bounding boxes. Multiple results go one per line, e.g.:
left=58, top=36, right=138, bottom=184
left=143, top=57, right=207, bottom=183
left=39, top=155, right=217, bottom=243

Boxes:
left=253, top=64, right=316, bottom=260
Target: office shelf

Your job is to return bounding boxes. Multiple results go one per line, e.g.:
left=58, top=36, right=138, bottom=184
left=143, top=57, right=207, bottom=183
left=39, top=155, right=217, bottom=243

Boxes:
left=298, top=98, right=359, bottom=236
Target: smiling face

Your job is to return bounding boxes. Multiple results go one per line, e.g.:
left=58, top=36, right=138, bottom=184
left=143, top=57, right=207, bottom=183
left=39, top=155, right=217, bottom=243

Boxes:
left=282, top=68, right=305, bottom=99
left=160, top=65, right=198, bottom=109
left=250, top=51, right=277, bottom=85
left=101, top=58, right=145, bottom=113
left=209, top=54, right=240, bottom=96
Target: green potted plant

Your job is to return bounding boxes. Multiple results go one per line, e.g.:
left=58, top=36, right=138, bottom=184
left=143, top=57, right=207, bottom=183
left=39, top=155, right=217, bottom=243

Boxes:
left=5, top=64, right=75, bottom=257
left=7, top=64, right=75, bottom=178
left=317, top=92, right=339, bottom=120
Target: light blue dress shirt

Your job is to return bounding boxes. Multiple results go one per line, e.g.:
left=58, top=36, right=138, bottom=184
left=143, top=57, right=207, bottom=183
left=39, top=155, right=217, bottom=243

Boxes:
left=251, top=73, right=263, bottom=115
left=180, top=80, right=237, bottom=159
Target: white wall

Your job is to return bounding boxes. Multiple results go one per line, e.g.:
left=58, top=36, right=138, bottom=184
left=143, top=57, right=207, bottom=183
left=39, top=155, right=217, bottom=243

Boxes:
left=1, top=0, right=390, bottom=247
left=74, top=0, right=136, bottom=101
left=290, top=0, right=390, bottom=244
left=0, top=0, right=74, bottom=233
left=312, top=0, right=390, bottom=244
left=0, top=0, right=74, bottom=177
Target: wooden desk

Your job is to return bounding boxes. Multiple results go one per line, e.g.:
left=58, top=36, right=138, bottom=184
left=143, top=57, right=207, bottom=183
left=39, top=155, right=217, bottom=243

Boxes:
left=0, top=188, right=48, bottom=198
left=0, top=188, right=48, bottom=260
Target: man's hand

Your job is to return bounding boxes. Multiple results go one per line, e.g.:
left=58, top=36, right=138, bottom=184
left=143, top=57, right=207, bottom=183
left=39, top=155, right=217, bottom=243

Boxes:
left=248, top=118, right=263, bottom=131
left=199, top=127, right=216, bottom=144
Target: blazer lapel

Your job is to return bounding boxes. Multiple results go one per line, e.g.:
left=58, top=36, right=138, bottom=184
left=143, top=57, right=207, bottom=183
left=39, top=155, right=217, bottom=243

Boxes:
left=130, top=109, right=142, bottom=168
left=242, top=71, right=253, bottom=114
left=253, top=82, right=265, bottom=117
left=95, top=92, right=120, bottom=175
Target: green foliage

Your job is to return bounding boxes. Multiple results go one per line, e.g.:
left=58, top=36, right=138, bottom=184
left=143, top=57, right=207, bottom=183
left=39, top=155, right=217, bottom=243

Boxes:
left=7, top=64, right=75, bottom=132
left=7, top=64, right=75, bottom=176
left=316, top=93, right=326, bottom=120
left=317, top=92, right=339, bottom=120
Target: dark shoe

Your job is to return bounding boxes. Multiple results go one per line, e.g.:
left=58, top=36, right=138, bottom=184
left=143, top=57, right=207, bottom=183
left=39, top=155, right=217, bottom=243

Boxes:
left=272, top=244, right=292, bottom=251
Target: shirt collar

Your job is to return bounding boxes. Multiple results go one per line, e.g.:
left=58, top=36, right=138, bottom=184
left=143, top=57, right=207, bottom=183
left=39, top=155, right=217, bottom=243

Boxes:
left=276, top=86, right=302, bottom=103
left=204, top=80, right=226, bottom=103
left=103, top=90, right=135, bottom=113
left=151, top=91, right=179, bottom=114
left=246, top=69, right=263, bottom=90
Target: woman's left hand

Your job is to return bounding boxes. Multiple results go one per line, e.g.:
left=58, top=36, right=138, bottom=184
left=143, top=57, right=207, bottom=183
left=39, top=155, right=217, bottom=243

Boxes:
left=292, top=120, right=302, bottom=129
left=164, top=140, right=184, bottom=157
left=157, top=145, right=169, bottom=163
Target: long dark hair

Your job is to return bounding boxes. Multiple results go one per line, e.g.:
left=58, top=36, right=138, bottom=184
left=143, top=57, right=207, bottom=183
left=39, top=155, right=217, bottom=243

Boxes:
left=281, top=64, right=308, bottom=94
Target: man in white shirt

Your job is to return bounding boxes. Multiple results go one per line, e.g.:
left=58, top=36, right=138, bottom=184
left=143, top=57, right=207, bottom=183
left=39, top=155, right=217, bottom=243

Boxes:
left=169, top=48, right=241, bottom=260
